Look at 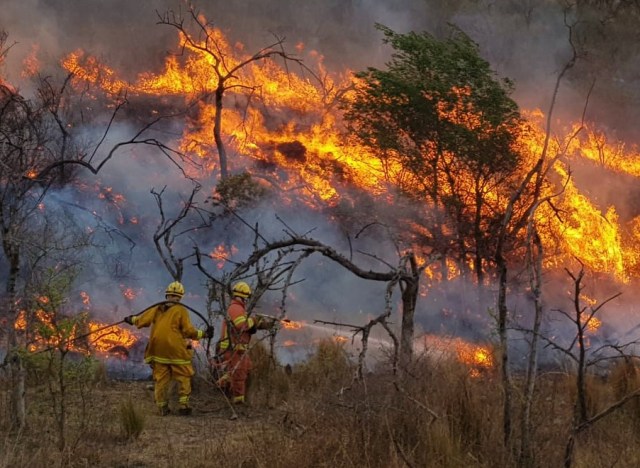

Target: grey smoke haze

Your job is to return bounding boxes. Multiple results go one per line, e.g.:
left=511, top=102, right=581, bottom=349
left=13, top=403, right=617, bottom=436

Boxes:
left=3, top=0, right=640, bottom=364
left=4, top=0, right=638, bottom=134
left=0, top=1, right=572, bottom=106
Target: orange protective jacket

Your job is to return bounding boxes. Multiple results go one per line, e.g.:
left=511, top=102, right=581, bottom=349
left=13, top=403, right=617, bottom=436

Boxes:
left=217, top=298, right=257, bottom=353
left=132, top=303, right=204, bottom=365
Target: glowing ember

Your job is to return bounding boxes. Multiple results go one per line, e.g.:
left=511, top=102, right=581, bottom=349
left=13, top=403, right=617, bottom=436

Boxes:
left=586, top=316, right=602, bottom=334
left=209, top=244, right=238, bottom=269
left=120, top=286, right=137, bottom=301
left=14, top=310, right=27, bottom=330
left=80, top=291, right=91, bottom=307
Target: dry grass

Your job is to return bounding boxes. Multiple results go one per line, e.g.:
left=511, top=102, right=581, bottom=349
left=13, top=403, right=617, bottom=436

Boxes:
left=3, top=342, right=640, bottom=467
left=119, top=398, right=146, bottom=441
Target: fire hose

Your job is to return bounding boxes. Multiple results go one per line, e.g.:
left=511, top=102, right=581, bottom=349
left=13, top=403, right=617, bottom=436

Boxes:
left=32, top=300, right=212, bottom=355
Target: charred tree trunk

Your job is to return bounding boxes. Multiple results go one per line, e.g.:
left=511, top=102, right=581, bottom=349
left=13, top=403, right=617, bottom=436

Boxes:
left=496, top=255, right=512, bottom=446
left=214, top=84, right=228, bottom=179
left=568, top=268, right=589, bottom=427
left=399, top=279, right=417, bottom=369
left=519, top=228, right=543, bottom=466
left=399, top=256, right=420, bottom=371
left=4, top=241, right=26, bottom=430
left=474, top=185, right=485, bottom=287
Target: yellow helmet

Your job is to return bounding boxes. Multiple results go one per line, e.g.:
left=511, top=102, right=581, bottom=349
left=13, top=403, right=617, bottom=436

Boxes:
left=165, top=281, right=185, bottom=298
left=232, top=281, right=251, bottom=298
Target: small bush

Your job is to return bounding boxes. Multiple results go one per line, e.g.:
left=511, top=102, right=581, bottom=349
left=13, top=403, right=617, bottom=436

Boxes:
left=119, top=398, right=145, bottom=441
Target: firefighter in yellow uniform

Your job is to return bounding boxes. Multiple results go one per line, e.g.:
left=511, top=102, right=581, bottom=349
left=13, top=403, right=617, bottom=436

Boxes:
left=124, top=281, right=213, bottom=416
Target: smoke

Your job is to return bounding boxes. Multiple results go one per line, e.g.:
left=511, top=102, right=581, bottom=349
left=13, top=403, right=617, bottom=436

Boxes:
left=0, top=2, right=564, bottom=97
left=3, top=0, right=640, bottom=367
left=4, top=1, right=635, bottom=129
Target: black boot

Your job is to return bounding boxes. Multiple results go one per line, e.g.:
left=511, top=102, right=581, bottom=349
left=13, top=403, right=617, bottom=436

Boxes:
left=178, top=407, right=192, bottom=416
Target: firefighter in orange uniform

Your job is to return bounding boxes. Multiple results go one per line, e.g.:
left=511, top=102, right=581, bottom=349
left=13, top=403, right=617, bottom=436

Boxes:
left=124, top=281, right=213, bottom=416
left=216, top=281, right=273, bottom=407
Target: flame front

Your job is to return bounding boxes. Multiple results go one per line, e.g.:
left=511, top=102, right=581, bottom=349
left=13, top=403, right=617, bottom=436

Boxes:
left=60, top=18, right=640, bottom=284
left=49, top=15, right=640, bottom=368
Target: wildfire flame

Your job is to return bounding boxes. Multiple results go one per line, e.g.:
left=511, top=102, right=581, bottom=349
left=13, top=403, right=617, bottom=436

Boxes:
left=15, top=309, right=138, bottom=355
left=421, top=334, right=494, bottom=377
left=88, top=321, right=138, bottom=353
left=58, top=17, right=640, bottom=287
left=25, top=13, right=640, bottom=369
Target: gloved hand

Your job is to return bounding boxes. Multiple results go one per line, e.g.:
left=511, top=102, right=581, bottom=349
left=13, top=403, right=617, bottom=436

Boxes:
left=124, top=315, right=135, bottom=325
left=256, top=316, right=276, bottom=330
left=203, top=325, right=214, bottom=339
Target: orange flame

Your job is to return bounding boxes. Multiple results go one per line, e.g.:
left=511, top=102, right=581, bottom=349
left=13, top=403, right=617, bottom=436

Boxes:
left=88, top=321, right=138, bottom=353
left=422, top=334, right=494, bottom=377
left=209, top=244, right=238, bottom=269
left=281, top=320, right=304, bottom=330
left=15, top=309, right=139, bottom=355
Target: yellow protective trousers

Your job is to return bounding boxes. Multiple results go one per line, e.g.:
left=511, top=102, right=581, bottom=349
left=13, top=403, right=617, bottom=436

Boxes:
left=152, top=362, right=194, bottom=409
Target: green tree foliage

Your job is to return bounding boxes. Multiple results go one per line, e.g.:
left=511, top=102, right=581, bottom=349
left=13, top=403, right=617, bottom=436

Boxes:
left=344, top=24, right=525, bottom=281
left=211, top=172, right=270, bottom=211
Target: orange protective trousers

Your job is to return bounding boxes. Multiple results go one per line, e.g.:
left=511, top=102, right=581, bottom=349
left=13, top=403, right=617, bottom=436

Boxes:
left=152, top=362, right=194, bottom=408
left=221, top=350, right=252, bottom=402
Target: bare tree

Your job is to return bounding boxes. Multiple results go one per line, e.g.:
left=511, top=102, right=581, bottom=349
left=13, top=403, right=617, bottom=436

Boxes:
left=151, top=182, right=206, bottom=282
left=0, top=33, right=150, bottom=429
left=194, top=215, right=428, bottom=372
left=532, top=263, right=640, bottom=468
left=494, top=8, right=581, bottom=447
left=0, top=77, right=72, bottom=429
left=157, top=4, right=303, bottom=179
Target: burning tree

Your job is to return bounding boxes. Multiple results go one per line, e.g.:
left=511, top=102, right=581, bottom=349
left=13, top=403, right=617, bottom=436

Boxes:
left=343, top=24, right=525, bottom=288
left=156, top=4, right=304, bottom=180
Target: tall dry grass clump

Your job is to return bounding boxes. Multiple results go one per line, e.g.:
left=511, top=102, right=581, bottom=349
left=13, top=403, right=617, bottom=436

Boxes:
left=119, top=397, right=145, bottom=440
left=217, top=342, right=511, bottom=467
left=247, top=341, right=291, bottom=407
left=607, top=358, right=640, bottom=430
left=390, top=353, right=508, bottom=466
left=292, top=339, right=354, bottom=393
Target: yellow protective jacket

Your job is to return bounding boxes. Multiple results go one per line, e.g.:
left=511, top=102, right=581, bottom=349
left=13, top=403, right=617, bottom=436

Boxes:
left=132, top=303, right=204, bottom=365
